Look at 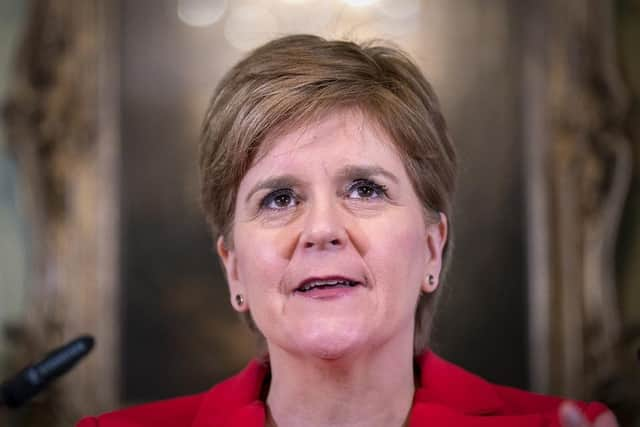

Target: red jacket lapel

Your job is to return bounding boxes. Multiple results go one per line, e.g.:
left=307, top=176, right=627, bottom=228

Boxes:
left=191, top=359, right=267, bottom=427
left=187, top=351, right=608, bottom=427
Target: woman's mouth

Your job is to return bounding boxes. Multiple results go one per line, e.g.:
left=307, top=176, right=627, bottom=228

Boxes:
left=294, top=277, right=363, bottom=299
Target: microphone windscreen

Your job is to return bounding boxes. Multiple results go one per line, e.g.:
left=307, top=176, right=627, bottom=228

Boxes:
left=0, top=335, right=94, bottom=408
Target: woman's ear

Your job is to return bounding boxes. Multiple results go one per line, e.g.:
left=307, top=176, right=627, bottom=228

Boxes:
left=216, top=236, right=249, bottom=312
left=421, top=212, right=448, bottom=294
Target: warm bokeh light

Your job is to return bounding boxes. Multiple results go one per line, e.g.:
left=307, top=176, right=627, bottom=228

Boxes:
left=177, top=0, right=227, bottom=27
left=223, top=5, right=278, bottom=51
left=273, top=0, right=335, bottom=35
left=375, top=0, right=421, bottom=20
left=342, top=0, right=379, bottom=7
left=372, top=12, right=421, bottom=37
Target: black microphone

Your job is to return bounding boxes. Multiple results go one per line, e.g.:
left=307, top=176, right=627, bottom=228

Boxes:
left=0, top=335, right=94, bottom=408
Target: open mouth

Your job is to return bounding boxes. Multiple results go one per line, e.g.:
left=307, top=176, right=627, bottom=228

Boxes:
left=295, top=279, right=361, bottom=293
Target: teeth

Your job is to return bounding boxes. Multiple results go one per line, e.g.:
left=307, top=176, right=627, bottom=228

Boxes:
left=298, top=280, right=356, bottom=292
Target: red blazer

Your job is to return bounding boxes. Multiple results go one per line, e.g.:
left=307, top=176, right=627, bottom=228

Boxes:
left=76, top=351, right=608, bottom=426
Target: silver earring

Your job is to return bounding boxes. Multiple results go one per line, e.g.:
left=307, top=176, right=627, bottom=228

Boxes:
left=428, top=274, right=435, bottom=286
left=235, top=294, right=244, bottom=307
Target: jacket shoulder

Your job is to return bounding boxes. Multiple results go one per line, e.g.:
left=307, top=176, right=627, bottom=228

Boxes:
left=415, top=351, right=610, bottom=422
left=75, top=393, right=206, bottom=427
left=492, top=382, right=608, bottom=418
left=76, top=359, right=268, bottom=427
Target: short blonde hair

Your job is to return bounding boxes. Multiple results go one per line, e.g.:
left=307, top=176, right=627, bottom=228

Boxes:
left=199, top=34, right=456, bottom=354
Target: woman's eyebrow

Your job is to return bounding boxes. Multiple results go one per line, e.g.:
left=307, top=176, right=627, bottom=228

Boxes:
left=335, top=164, right=399, bottom=184
left=245, top=175, right=304, bottom=203
left=245, top=165, right=399, bottom=203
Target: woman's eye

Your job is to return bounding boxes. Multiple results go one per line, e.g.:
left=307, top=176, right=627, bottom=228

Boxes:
left=258, top=180, right=387, bottom=212
left=260, top=189, right=298, bottom=210
left=347, top=179, right=388, bottom=200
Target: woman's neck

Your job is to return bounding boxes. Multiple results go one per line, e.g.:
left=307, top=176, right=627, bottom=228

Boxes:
left=264, top=336, right=415, bottom=427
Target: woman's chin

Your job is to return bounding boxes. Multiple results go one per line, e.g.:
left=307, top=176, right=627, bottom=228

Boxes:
left=294, top=340, right=361, bottom=361
left=282, top=323, right=373, bottom=360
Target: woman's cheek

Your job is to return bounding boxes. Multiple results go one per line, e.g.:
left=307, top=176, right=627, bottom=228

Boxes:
left=274, top=225, right=303, bottom=259
left=239, top=245, right=281, bottom=285
left=377, top=215, right=428, bottom=283
left=373, top=209, right=426, bottom=252
left=246, top=234, right=293, bottom=284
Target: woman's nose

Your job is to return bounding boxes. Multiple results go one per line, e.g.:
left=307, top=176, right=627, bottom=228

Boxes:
left=300, top=199, right=347, bottom=251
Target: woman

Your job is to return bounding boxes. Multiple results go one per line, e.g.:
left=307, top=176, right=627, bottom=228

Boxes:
left=78, top=35, right=618, bottom=427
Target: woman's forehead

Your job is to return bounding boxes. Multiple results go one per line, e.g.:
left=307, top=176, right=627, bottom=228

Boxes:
left=251, top=108, right=399, bottom=167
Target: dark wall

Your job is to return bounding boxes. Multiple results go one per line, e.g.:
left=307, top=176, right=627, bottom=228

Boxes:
left=119, top=0, right=254, bottom=402
left=429, top=2, right=528, bottom=389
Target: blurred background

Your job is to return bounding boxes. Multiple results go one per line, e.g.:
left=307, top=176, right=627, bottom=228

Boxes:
left=0, top=0, right=638, bottom=425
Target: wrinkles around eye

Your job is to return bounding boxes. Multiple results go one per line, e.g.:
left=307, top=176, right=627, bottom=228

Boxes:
left=261, top=189, right=298, bottom=211
left=258, top=180, right=389, bottom=213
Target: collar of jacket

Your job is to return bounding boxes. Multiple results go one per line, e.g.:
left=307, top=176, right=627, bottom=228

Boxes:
left=190, top=351, right=505, bottom=427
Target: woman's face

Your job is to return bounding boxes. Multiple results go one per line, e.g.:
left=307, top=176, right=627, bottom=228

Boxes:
left=217, top=108, right=447, bottom=360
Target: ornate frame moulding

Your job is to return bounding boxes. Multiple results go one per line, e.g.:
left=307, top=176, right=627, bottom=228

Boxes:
left=2, top=0, right=121, bottom=424
left=525, top=0, right=632, bottom=403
